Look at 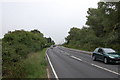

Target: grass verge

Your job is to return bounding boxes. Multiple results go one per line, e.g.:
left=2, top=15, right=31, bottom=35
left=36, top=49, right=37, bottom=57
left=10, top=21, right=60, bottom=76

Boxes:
left=23, top=48, right=47, bottom=78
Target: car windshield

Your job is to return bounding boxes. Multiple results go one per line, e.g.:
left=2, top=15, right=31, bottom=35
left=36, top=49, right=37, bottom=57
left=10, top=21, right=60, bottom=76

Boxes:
left=103, top=48, right=116, bottom=53
left=107, top=53, right=118, bottom=55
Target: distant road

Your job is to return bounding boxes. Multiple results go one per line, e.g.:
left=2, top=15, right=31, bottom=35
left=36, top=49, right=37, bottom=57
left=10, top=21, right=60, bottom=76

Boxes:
left=46, top=46, right=119, bottom=79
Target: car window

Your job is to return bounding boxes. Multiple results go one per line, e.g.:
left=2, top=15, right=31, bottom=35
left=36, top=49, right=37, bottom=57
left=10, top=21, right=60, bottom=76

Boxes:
left=98, top=49, right=103, bottom=53
left=94, top=48, right=98, bottom=52
left=103, top=48, right=116, bottom=53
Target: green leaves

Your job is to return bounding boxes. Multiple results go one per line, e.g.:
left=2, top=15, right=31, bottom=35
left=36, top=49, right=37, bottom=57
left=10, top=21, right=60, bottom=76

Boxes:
left=2, top=29, right=54, bottom=78
left=65, top=2, right=120, bottom=52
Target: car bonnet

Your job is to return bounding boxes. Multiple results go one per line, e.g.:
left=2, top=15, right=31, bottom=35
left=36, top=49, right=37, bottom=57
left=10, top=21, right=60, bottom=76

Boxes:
left=107, top=53, right=120, bottom=58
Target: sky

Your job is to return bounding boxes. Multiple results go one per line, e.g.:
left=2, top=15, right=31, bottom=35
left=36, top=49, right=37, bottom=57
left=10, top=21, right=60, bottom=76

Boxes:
left=0, top=0, right=101, bottom=44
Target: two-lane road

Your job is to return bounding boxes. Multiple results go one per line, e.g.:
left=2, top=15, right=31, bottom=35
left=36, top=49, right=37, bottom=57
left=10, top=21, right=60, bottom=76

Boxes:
left=46, top=46, right=120, bottom=79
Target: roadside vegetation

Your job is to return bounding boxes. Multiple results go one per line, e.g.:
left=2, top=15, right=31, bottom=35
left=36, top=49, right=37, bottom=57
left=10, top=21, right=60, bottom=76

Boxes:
left=0, top=39, right=1, bottom=44
left=24, top=48, right=47, bottom=78
left=0, top=39, right=2, bottom=53
left=0, top=39, right=2, bottom=80
left=2, top=29, right=54, bottom=78
left=64, top=2, right=120, bottom=52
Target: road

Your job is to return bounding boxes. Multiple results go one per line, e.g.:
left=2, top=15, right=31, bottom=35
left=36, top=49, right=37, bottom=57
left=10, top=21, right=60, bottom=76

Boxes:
left=46, top=46, right=120, bottom=79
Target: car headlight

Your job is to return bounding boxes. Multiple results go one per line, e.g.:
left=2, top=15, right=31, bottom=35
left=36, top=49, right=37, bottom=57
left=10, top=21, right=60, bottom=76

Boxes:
left=109, top=56, right=115, bottom=59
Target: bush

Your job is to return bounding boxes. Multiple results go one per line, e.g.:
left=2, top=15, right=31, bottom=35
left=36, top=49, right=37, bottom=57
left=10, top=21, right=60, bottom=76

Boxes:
left=2, top=30, right=54, bottom=78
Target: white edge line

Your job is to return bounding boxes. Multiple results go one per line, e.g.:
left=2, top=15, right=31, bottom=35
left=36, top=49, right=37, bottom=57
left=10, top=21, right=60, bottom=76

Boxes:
left=47, top=47, right=120, bottom=76
left=46, top=49, right=59, bottom=80
left=91, top=64, right=120, bottom=75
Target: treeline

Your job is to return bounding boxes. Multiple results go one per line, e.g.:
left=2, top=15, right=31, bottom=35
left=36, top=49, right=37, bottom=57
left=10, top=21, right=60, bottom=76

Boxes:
left=2, top=29, right=54, bottom=78
left=64, top=2, right=120, bottom=52
left=0, top=39, right=1, bottom=45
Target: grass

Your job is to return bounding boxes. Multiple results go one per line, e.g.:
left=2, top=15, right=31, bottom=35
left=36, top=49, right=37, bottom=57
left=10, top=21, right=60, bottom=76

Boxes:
left=0, top=39, right=1, bottom=53
left=0, top=40, right=1, bottom=80
left=23, top=48, right=47, bottom=78
left=0, top=40, right=2, bottom=53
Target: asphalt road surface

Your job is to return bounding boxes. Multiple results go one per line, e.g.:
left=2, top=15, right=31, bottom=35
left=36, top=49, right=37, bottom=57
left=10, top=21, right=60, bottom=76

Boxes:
left=46, top=46, right=120, bottom=79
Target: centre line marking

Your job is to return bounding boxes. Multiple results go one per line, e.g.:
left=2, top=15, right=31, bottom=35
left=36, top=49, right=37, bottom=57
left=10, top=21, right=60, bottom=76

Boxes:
left=91, top=64, right=120, bottom=75
left=70, top=55, right=120, bottom=76
left=64, top=52, right=70, bottom=55
left=71, top=56, right=82, bottom=61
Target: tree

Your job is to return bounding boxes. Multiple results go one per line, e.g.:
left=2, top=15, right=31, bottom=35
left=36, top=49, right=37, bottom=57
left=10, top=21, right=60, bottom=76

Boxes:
left=64, top=2, right=120, bottom=52
left=2, top=29, right=54, bottom=78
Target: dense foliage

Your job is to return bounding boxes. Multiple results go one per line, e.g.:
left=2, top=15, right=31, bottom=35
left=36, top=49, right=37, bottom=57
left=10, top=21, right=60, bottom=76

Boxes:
left=2, top=29, right=54, bottom=78
left=65, top=2, right=120, bottom=52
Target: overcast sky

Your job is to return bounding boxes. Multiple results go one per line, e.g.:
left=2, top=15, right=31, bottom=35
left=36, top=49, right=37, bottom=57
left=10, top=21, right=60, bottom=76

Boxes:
left=0, top=0, right=100, bottom=44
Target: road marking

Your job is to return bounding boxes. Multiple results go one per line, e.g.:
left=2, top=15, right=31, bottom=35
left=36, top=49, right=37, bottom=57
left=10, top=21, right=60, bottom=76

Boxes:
left=55, top=47, right=120, bottom=76
left=71, top=56, right=82, bottom=61
left=46, top=49, right=59, bottom=80
left=59, top=49, right=70, bottom=56
left=60, top=51, right=63, bottom=53
left=70, top=54, right=120, bottom=76
left=64, top=52, right=70, bottom=56
left=91, top=64, right=120, bottom=75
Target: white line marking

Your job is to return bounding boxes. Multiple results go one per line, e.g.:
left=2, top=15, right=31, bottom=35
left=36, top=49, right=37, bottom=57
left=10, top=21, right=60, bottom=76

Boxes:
left=70, top=55, right=120, bottom=76
left=71, top=56, right=82, bottom=61
left=91, top=64, right=120, bottom=75
left=46, top=49, right=59, bottom=80
left=59, top=50, right=70, bottom=55
left=64, top=52, right=70, bottom=55
left=49, top=47, right=120, bottom=76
